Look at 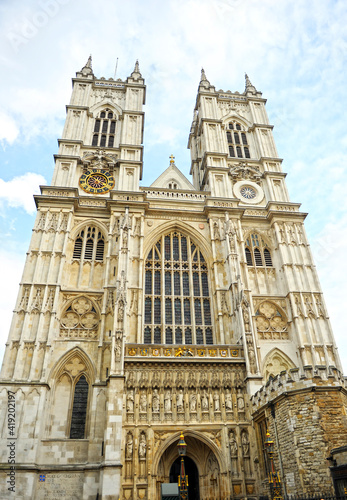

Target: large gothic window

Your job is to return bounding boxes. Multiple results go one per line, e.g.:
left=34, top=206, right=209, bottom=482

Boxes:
left=92, top=109, right=116, bottom=148
left=73, top=226, right=105, bottom=262
left=226, top=122, right=250, bottom=159
left=144, top=231, right=213, bottom=345
left=245, top=233, right=273, bottom=267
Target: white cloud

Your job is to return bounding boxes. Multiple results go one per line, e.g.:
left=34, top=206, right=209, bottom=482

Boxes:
left=0, top=112, right=19, bottom=145
left=0, top=173, right=47, bottom=214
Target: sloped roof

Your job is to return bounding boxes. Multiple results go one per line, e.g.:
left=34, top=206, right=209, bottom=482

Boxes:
left=150, top=159, right=195, bottom=190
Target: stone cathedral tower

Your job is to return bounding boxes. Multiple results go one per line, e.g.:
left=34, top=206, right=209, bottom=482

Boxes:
left=0, top=60, right=346, bottom=500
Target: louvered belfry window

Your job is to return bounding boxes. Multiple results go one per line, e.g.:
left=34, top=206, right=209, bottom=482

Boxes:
left=227, top=122, right=250, bottom=159
left=245, top=233, right=273, bottom=267
left=92, top=109, right=116, bottom=148
left=144, top=231, right=213, bottom=345
left=72, top=226, right=105, bottom=262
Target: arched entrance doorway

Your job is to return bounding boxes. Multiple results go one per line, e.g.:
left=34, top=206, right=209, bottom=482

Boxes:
left=169, top=456, right=200, bottom=499
left=155, top=432, right=227, bottom=499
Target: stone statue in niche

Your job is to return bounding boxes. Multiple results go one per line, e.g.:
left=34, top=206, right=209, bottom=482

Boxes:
left=126, top=433, right=133, bottom=459
left=242, top=303, right=250, bottom=332
left=126, top=390, right=134, bottom=412
left=139, top=433, right=147, bottom=459
left=122, top=226, right=128, bottom=247
left=248, top=345, right=257, bottom=373
left=189, top=392, right=197, bottom=412
left=241, top=430, right=250, bottom=457
left=202, top=390, right=209, bottom=411
left=164, top=389, right=172, bottom=412
left=213, top=390, right=220, bottom=411
left=213, top=221, right=221, bottom=240
left=152, top=389, right=160, bottom=412
left=225, top=389, right=233, bottom=411
left=229, top=430, right=238, bottom=457
left=237, top=389, right=245, bottom=412
left=139, top=392, right=147, bottom=413
left=176, top=389, right=184, bottom=412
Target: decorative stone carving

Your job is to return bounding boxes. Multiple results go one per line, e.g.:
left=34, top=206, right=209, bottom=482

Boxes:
left=126, top=432, right=133, bottom=459
left=225, top=389, right=233, bottom=411
left=176, top=389, right=184, bottom=412
left=126, top=390, right=134, bottom=413
left=255, top=301, right=288, bottom=340
left=213, top=390, right=220, bottom=411
left=229, top=430, right=238, bottom=457
left=202, top=389, right=209, bottom=411
left=164, top=390, right=172, bottom=412
left=139, top=392, right=147, bottom=413
left=189, top=392, right=197, bottom=412
left=81, top=149, right=117, bottom=171
left=237, top=389, right=245, bottom=412
left=229, top=162, right=262, bottom=185
left=60, top=296, right=100, bottom=339
left=138, top=432, right=146, bottom=459
left=152, top=389, right=160, bottom=412
left=241, top=430, right=250, bottom=457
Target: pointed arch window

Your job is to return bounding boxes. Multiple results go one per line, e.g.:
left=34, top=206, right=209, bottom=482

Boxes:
left=144, top=231, right=214, bottom=345
left=72, top=226, right=105, bottom=262
left=69, top=374, right=89, bottom=439
left=227, top=121, right=250, bottom=159
left=245, top=233, right=273, bottom=267
left=92, top=108, right=116, bottom=148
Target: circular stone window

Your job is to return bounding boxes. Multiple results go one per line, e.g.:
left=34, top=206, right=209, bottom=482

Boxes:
left=233, top=180, right=264, bottom=204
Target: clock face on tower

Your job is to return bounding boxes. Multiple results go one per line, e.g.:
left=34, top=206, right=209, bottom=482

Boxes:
left=79, top=169, right=115, bottom=194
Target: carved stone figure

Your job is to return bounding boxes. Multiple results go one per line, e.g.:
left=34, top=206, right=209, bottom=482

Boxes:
left=126, top=433, right=133, bottom=459
left=152, top=389, right=160, bottom=412
left=213, top=390, right=220, bottom=411
left=225, top=389, right=233, bottom=411
left=248, top=346, right=257, bottom=373
left=242, top=304, right=250, bottom=332
left=177, top=389, right=184, bottom=412
left=237, top=389, right=245, bottom=411
left=241, top=430, right=249, bottom=457
left=190, top=392, right=197, bottom=412
left=164, top=390, right=172, bottom=412
left=139, top=392, right=147, bottom=413
left=139, top=433, right=146, bottom=459
left=229, top=430, right=238, bottom=457
left=213, top=221, right=221, bottom=240
left=202, top=390, right=209, bottom=411
left=126, top=390, right=134, bottom=412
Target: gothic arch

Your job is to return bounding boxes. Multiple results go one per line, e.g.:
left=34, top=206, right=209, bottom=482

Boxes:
left=152, top=429, right=227, bottom=476
left=221, top=112, right=252, bottom=130
left=89, top=101, right=123, bottom=119
left=243, top=229, right=273, bottom=249
left=143, top=220, right=213, bottom=264
left=49, top=346, right=96, bottom=384
left=262, top=348, right=296, bottom=382
left=69, top=219, right=108, bottom=241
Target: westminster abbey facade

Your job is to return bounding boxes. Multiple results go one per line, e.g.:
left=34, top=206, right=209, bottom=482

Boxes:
left=0, top=58, right=346, bottom=499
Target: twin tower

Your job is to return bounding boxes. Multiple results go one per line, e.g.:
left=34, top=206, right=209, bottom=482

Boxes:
left=0, top=58, right=346, bottom=500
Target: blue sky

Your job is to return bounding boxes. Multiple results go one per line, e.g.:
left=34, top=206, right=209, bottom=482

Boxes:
left=0, top=0, right=346, bottom=373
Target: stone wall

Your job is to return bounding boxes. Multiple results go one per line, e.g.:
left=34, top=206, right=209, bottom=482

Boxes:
left=252, top=366, right=347, bottom=496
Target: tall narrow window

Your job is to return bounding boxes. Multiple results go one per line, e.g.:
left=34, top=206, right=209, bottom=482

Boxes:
left=144, top=231, right=213, bottom=344
left=245, top=234, right=273, bottom=267
left=91, top=109, right=116, bottom=148
left=72, top=226, right=105, bottom=262
left=69, top=375, right=89, bottom=439
left=226, top=121, right=250, bottom=159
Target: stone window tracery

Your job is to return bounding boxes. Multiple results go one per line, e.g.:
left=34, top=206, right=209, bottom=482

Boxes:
left=92, top=108, right=116, bottom=148
left=73, top=226, right=105, bottom=262
left=226, top=122, right=250, bottom=159
left=60, top=296, right=100, bottom=339
left=244, top=233, right=272, bottom=267
left=144, top=231, right=213, bottom=345
left=255, top=301, right=288, bottom=340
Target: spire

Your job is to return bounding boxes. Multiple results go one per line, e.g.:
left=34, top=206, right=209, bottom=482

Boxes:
left=244, top=73, right=258, bottom=95
left=199, top=68, right=214, bottom=91
left=77, top=55, right=94, bottom=78
left=129, top=59, right=142, bottom=81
